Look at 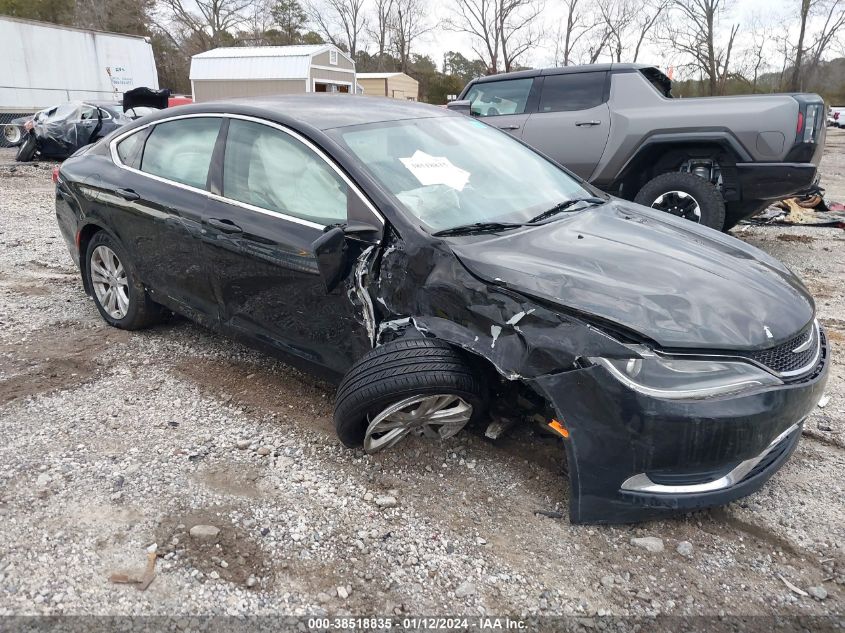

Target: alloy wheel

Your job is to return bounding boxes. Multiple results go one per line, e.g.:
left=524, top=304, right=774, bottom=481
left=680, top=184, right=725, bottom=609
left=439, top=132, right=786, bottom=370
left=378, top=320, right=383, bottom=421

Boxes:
left=90, top=245, right=130, bottom=320
left=363, top=394, right=474, bottom=453
left=650, top=190, right=701, bottom=222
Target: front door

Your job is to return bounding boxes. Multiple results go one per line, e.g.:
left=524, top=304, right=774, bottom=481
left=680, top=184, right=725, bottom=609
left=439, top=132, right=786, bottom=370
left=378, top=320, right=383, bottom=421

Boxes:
left=200, top=117, right=376, bottom=375
left=465, top=77, right=536, bottom=137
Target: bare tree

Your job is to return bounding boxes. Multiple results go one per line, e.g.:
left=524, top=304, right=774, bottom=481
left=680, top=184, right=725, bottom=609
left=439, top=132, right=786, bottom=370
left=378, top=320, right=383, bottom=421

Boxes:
left=738, top=14, right=776, bottom=92
left=306, top=0, right=367, bottom=57
left=157, top=0, right=255, bottom=50
left=446, top=0, right=501, bottom=73
left=661, top=0, right=739, bottom=95
left=785, top=0, right=845, bottom=90
left=498, top=0, right=544, bottom=72
left=390, top=0, right=429, bottom=73
left=367, top=0, right=395, bottom=69
left=596, top=0, right=668, bottom=62
left=552, top=0, right=605, bottom=65
left=801, top=0, right=845, bottom=88
left=447, top=0, right=543, bottom=74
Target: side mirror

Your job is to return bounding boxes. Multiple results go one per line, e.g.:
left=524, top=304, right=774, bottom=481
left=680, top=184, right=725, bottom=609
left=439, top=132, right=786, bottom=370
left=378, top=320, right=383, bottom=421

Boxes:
left=312, top=226, right=350, bottom=293
left=446, top=99, right=472, bottom=115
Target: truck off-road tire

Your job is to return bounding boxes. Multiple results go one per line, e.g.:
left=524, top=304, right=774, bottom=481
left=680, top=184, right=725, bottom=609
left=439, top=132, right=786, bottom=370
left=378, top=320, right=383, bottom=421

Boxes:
left=334, top=338, right=487, bottom=452
left=634, top=171, right=726, bottom=230
left=84, top=231, right=166, bottom=330
left=15, top=132, right=37, bottom=162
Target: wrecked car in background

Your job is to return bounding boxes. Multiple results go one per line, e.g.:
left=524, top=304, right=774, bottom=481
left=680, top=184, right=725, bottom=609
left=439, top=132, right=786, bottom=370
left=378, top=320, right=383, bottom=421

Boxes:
left=4, top=87, right=169, bottom=162
left=53, top=96, right=829, bottom=524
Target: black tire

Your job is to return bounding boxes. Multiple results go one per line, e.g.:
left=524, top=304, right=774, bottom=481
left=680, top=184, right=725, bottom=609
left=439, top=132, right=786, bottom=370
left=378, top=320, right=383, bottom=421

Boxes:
left=15, top=132, right=37, bottom=162
left=634, top=171, right=726, bottom=230
left=84, top=231, right=165, bottom=330
left=334, top=338, right=488, bottom=448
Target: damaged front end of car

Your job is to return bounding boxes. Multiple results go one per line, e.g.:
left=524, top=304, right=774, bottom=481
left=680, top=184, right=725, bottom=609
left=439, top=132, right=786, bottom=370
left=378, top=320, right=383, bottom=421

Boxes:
left=318, top=219, right=829, bottom=524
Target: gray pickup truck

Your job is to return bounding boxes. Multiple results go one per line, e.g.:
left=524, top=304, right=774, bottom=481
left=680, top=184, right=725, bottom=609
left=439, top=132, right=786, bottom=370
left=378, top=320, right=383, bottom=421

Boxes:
left=449, top=63, right=826, bottom=230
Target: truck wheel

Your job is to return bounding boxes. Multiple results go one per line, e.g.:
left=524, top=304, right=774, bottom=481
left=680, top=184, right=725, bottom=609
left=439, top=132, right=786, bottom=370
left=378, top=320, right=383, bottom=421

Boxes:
left=634, top=172, right=726, bottom=230
left=15, top=132, right=37, bottom=162
left=334, top=338, right=487, bottom=453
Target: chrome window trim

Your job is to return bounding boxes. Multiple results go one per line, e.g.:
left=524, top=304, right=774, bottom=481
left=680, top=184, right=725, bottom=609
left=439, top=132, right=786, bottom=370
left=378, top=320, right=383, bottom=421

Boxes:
left=619, top=421, right=802, bottom=495
left=108, top=112, right=385, bottom=230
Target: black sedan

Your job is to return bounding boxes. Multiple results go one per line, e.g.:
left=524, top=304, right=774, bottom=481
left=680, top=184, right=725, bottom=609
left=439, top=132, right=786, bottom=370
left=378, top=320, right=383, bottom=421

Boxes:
left=53, top=96, right=829, bottom=524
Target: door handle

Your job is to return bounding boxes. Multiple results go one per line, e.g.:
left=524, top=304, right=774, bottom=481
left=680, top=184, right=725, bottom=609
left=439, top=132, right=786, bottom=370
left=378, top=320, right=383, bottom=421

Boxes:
left=575, top=120, right=602, bottom=127
left=116, top=188, right=140, bottom=201
left=497, top=125, right=521, bottom=130
left=206, top=218, right=243, bottom=234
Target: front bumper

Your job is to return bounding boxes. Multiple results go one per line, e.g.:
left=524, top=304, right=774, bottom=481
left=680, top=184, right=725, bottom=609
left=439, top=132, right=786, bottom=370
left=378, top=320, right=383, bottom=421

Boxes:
left=736, top=162, right=818, bottom=200
left=529, top=335, right=829, bottom=524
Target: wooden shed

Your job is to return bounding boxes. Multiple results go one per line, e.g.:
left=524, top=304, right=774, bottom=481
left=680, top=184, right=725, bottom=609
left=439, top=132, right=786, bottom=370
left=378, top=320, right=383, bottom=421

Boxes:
left=190, top=45, right=356, bottom=102
left=358, top=72, right=419, bottom=101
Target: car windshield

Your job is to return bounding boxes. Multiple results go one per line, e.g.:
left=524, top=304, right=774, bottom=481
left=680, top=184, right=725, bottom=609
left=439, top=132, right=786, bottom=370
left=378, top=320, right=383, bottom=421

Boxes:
left=328, top=116, right=593, bottom=232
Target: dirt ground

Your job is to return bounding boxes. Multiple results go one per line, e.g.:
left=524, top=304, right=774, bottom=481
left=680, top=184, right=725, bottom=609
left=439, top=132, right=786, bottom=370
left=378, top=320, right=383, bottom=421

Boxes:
left=0, top=130, right=843, bottom=622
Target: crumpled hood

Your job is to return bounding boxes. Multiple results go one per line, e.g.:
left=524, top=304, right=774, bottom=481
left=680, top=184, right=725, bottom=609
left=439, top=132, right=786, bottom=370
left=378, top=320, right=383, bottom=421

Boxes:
left=449, top=201, right=814, bottom=351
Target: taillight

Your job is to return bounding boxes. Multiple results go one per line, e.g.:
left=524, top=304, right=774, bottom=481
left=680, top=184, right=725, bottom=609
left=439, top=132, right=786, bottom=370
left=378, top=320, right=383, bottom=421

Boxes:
left=796, top=112, right=804, bottom=134
left=803, top=106, right=820, bottom=142
left=51, top=166, right=60, bottom=183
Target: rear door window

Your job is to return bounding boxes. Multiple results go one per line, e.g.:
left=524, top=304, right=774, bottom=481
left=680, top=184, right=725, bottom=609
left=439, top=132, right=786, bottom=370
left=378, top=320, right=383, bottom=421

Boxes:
left=466, top=78, right=533, bottom=117
left=538, top=72, right=606, bottom=112
left=140, top=117, right=221, bottom=190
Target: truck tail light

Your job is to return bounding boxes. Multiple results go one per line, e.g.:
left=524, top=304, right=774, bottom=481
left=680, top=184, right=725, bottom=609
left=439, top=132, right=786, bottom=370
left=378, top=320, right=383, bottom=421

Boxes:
left=796, top=112, right=804, bottom=135
left=803, top=106, right=820, bottom=143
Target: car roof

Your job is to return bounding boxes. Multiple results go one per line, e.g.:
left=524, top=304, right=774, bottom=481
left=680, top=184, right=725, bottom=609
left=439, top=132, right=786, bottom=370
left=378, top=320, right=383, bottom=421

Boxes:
left=469, top=62, right=655, bottom=85
left=162, top=94, right=454, bottom=131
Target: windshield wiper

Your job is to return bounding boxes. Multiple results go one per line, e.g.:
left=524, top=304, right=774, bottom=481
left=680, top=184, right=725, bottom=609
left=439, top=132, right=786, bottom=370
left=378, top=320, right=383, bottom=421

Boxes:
left=432, top=221, right=525, bottom=237
left=528, top=197, right=607, bottom=224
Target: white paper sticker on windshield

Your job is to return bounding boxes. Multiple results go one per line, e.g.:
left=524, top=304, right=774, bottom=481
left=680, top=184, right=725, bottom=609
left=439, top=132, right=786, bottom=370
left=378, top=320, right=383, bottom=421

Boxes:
left=399, top=150, right=470, bottom=191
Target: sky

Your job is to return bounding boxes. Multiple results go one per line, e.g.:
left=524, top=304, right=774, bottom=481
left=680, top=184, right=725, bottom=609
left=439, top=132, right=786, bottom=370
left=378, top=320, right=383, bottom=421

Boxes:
left=408, top=0, right=807, bottom=73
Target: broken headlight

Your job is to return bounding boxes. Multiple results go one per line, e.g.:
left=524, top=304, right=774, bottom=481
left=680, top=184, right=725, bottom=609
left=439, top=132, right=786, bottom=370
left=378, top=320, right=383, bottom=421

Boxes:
left=588, top=349, right=782, bottom=399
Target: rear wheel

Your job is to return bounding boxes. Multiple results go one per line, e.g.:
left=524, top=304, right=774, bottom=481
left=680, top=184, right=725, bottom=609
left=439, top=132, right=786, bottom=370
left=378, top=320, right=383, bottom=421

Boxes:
left=85, top=232, right=165, bottom=330
left=15, top=132, right=37, bottom=162
left=634, top=171, right=726, bottom=230
left=334, top=338, right=487, bottom=452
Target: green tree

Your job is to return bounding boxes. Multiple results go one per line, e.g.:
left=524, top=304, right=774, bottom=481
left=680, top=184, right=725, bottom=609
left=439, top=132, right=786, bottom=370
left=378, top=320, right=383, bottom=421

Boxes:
left=270, top=0, right=308, bottom=44
left=442, top=51, right=486, bottom=84
left=0, top=0, right=75, bottom=25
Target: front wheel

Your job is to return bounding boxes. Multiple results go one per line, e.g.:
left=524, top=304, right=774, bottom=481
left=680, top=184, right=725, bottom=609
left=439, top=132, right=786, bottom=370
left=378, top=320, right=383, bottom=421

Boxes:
left=634, top=171, right=726, bottom=230
left=85, top=231, right=165, bottom=330
left=333, top=338, right=488, bottom=453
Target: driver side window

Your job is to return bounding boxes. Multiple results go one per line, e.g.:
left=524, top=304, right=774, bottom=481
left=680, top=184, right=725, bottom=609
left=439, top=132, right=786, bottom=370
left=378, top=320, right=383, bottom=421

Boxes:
left=467, top=78, right=533, bottom=117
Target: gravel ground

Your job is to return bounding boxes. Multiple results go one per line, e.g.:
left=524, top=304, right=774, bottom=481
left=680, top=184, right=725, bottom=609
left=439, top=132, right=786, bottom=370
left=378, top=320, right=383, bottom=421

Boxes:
left=0, top=132, right=843, bottom=620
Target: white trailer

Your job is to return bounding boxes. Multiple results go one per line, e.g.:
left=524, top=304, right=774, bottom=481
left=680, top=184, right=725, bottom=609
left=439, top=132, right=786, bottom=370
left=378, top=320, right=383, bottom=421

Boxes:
left=0, top=16, right=159, bottom=115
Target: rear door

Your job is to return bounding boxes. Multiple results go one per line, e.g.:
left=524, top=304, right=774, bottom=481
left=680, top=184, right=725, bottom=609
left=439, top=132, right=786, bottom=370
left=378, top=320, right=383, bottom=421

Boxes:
left=104, top=116, right=222, bottom=323
left=464, top=77, right=537, bottom=136
left=200, top=116, right=378, bottom=375
left=520, top=72, right=611, bottom=180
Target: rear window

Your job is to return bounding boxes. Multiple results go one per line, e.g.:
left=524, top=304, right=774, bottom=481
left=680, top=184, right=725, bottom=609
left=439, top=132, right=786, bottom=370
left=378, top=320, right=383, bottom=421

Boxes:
left=538, top=72, right=606, bottom=112
left=116, top=131, right=145, bottom=168
left=640, top=68, right=672, bottom=98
